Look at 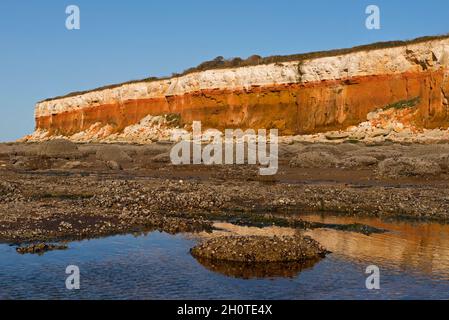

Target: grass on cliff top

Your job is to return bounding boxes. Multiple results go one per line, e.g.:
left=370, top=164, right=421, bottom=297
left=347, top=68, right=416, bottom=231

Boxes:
left=40, top=33, right=449, bottom=103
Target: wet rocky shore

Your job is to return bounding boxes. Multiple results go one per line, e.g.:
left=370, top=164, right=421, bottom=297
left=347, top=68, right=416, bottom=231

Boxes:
left=2, top=139, right=449, bottom=260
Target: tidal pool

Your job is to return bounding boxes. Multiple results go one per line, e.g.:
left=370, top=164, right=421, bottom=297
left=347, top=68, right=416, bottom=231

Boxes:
left=1, top=215, right=449, bottom=299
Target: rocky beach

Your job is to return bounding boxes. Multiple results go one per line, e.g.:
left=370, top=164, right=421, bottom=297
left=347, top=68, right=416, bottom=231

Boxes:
left=2, top=138, right=449, bottom=264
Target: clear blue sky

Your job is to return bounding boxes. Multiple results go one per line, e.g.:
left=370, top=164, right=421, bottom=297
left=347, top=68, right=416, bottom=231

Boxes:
left=1, top=0, right=449, bottom=142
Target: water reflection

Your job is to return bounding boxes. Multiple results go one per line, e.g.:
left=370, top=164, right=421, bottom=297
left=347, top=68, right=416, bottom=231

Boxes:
left=194, top=256, right=322, bottom=279
left=1, top=225, right=449, bottom=299
left=295, top=214, right=449, bottom=279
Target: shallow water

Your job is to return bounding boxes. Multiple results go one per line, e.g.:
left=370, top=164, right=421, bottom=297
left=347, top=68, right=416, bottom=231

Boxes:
left=1, top=215, right=449, bottom=299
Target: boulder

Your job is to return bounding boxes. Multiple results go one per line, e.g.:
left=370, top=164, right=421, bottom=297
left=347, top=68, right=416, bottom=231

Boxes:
left=341, top=156, right=378, bottom=168
left=190, top=235, right=327, bottom=263
left=378, top=157, right=441, bottom=178
left=38, top=139, right=81, bottom=159
left=96, top=145, right=132, bottom=164
left=105, top=160, right=122, bottom=170
left=290, top=151, right=337, bottom=168
left=325, top=131, right=349, bottom=140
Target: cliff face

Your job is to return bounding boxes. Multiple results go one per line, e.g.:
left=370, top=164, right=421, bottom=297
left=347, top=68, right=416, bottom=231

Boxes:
left=30, top=38, right=449, bottom=141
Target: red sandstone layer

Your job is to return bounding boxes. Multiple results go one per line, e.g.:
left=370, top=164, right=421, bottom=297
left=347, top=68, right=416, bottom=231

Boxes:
left=35, top=69, right=449, bottom=136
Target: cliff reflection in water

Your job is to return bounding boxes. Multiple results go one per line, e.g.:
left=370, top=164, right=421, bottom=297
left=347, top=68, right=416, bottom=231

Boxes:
left=299, top=214, right=449, bottom=278
left=194, top=256, right=322, bottom=279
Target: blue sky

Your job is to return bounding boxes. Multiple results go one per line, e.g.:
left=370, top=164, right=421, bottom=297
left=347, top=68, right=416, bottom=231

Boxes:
left=1, top=0, right=449, bottom=141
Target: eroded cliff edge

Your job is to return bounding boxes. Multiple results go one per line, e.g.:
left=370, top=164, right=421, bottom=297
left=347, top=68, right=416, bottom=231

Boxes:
left=27, top=36, right=449, bottom=142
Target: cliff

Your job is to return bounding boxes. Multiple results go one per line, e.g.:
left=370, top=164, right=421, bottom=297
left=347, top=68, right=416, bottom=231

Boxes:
left=27, top=36, right=449, bottom=142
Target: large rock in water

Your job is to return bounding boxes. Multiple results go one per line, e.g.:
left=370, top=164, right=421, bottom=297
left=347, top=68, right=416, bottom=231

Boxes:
left=190, top=235, right=328, bottom=263
left=38, top=139, right=81, bottom=159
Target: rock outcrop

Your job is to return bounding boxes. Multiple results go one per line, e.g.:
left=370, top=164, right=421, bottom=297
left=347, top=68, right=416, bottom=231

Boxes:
left=26, top=36, right=449, bottom=142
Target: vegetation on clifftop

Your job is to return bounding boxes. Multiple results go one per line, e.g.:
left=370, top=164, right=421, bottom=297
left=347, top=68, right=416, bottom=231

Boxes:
left=39, top=34, right=449, bottom=103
